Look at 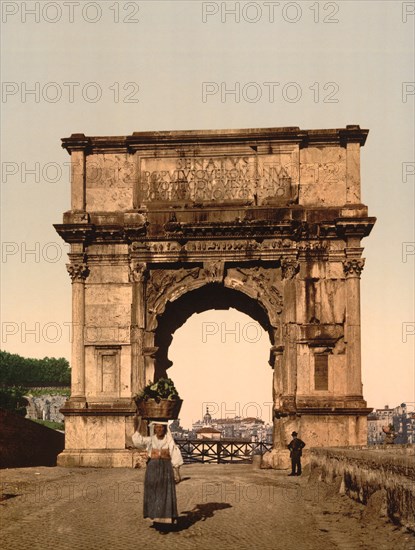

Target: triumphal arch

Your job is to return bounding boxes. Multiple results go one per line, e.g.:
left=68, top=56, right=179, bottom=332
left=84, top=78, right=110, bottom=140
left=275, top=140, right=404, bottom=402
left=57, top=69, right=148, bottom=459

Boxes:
left=55, top=126, right=375, bottom=467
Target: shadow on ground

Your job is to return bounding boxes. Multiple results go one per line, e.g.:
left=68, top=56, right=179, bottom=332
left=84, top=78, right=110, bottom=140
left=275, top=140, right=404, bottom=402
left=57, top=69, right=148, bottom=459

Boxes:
left=151, top=502, right=232, bottom=534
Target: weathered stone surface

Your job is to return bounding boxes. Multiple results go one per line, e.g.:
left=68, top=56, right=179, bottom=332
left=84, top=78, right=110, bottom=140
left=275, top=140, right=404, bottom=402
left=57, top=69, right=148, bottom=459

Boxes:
left=57, top=449, right=147, bottom=468
left=55, top=126, right=375, bottom=467
left=309, top=445, right=415, bottom=531
left=85, top=154, right=135, bottom=211
left=362, top=489, right=388, bottom=522
left=87, top=265, right=129, bottom=285
left=299, top=146, right=347, bottom=206
left=261, top=448, right=291, bottom=469
left=25, top=394, right=66, bottom=423
left=86, top=284, right=131, bottom=305
left=64, top=415, right=131, bottom=450
left=85, top=304, right=130, bottom=328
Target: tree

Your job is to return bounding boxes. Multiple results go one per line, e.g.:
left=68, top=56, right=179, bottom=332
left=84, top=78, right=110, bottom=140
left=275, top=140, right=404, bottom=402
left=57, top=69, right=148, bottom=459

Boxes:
left=0, top=386, right=28, bottom=416
left=0, top=351, right=70, bottom=386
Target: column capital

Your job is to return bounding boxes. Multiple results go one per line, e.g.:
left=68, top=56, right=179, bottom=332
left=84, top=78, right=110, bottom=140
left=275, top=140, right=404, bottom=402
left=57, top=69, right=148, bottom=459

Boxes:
left=281, top=258, right=300, bottom=280
left=66, top=262, right=89, bottom=282
left=129, top=260, right=148, bottom=283
left=343, top=258, right=365, bottom=278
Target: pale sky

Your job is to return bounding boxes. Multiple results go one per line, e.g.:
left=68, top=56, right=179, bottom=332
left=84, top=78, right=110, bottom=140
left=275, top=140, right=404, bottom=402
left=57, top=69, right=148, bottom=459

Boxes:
left=1, top=1, right=414, bottom=428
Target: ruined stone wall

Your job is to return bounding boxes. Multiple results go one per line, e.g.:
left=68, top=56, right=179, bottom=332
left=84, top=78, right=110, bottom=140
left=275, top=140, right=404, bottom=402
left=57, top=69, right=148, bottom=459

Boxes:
left=25, top=394, right=66, bottom=423
left=309, top=446, right=415, bottom=531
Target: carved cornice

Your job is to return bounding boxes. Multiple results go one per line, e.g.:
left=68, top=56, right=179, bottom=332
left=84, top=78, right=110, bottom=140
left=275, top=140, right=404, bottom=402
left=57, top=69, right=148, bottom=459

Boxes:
left=291, top=221, right=318, bottom=240
left=54, top=217, right=375, bottom=246
left=343, top=259, right=365, bottom=278
left=335, top=217, right=376, bottom=239
left=126, top=240, right=293, bottom=265
left=163, top=217, right=376, bottom=242
left=124, top=222, right=149, bottom=241
left=61, top=126, right=369, bottom=154
left=130, top=241, right=150, bottom=254
left=133, top=238, right=292, bottom=253
left=61, top=400, right=136, bottom=415
left=61, top=133, right=91, bottom=153
left=297, top=241, right=329, bottom=261
left=54, top=223, right=147, bottom=244
left=54, top=223, right=94, bottom=243
left=339, top=125, right=369, bottom=146
left=164, top=220, right=294, bottom=239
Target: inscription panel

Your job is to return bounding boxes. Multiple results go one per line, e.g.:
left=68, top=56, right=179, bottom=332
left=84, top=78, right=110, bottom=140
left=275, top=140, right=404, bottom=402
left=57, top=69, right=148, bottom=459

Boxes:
left=139, top=154, right=297, bottom=205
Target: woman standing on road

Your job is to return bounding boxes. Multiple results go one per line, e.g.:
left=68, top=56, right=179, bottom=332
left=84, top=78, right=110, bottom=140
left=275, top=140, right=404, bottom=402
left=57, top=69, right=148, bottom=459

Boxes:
left=132, top=416, right=183, bottom=526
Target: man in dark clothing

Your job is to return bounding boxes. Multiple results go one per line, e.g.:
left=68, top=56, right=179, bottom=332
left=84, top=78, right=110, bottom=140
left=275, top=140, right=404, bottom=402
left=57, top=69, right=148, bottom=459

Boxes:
left=287, top=431, right=306, bottom=476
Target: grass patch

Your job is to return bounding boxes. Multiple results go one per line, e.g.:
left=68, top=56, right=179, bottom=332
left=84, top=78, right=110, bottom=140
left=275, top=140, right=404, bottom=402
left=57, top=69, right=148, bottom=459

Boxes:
left=26, top=388, right=70, bottom=397
left=30, top=419, right=64, bottom=431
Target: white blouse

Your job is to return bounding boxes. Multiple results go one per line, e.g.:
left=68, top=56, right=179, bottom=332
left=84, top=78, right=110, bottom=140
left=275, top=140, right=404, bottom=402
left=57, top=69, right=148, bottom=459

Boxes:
left=132, top=431, right=183, bottom=467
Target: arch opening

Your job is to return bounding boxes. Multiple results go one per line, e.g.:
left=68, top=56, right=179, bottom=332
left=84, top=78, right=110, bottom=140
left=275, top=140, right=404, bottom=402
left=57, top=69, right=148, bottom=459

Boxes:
left=154, top=283, right=275, bottom=378
left=168, top=308, right=273, bottom=430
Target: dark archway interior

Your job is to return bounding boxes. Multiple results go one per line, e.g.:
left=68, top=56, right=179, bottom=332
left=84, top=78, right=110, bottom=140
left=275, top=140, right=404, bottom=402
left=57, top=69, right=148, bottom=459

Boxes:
left=154, top=283, right=273, bottom=378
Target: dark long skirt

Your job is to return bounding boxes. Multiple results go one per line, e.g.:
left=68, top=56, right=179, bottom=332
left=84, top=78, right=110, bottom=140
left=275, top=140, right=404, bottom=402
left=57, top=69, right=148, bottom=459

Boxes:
left=143, top=458, right=178, bottom=521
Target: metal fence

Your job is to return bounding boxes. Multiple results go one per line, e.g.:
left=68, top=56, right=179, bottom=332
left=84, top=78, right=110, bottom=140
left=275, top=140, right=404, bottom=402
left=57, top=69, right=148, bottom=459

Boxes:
left=175, top=439, right=273, bottom=464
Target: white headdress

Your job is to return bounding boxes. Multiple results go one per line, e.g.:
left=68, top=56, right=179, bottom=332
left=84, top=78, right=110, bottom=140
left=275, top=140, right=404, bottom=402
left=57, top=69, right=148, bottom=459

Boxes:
left=148, top=420, right=175, bottom=445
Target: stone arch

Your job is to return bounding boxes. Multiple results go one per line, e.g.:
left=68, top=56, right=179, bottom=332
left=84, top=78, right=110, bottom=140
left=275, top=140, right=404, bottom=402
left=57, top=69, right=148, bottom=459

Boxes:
left=151, top=281, right=278, bottom=379
left=146, top=263, right=283, bottom=328
left=56, top=125, right=375, bottom=468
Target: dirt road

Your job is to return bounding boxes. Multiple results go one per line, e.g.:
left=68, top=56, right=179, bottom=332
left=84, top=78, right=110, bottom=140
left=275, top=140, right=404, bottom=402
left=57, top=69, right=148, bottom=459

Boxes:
left=1, top=464, right=412, bottom=550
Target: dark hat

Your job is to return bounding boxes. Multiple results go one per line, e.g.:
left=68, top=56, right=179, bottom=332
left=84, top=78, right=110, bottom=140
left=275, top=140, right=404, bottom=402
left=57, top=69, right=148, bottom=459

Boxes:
left=291, top=431, right=298, bottom=436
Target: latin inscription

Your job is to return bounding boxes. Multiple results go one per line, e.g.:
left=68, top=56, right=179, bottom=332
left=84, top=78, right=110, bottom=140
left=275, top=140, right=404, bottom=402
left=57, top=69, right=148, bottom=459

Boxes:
left=140, top=155, right=295, bottom=203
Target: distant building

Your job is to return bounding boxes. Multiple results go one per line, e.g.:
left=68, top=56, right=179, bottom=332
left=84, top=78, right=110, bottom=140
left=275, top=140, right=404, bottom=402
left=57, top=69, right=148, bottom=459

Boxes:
left=195, top=406, right=222, bottom=439
left=367, top=405, right=394, bottom=445
left=195, top=426, right=222, bottom=440
left=392, top=403, right=415, bottom=444
left=169, top=418, right=189, bottom=439
left=192, top=406, right=272, bottom=442
left=368, top=404, right=415, bottom=445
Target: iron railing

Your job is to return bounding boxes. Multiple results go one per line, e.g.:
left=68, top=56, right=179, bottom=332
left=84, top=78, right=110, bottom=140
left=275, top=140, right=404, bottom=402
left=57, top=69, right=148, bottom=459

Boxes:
left=175, top=439, right=273, bottom=464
